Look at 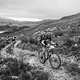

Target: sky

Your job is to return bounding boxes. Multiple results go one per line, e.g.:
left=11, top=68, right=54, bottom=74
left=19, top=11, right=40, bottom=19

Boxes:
left=0, top=0, right=80, bottom=21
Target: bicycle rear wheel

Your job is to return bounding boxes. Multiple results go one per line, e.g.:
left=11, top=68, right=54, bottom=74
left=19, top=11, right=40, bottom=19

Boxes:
left=38, top=50, right=46, bottom=64
left=49, top=53, right=61, bottom=69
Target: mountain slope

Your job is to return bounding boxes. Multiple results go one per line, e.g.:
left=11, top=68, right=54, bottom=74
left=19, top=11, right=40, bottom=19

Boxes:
left=1, top=12, right=80, bottom=38
left=0, top=17, right=41, bottom=27
left=60, top=13, right=80, bottom=20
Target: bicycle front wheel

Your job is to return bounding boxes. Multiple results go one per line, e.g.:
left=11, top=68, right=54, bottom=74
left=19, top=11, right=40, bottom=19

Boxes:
left=49, top=53, right=61, bottom=69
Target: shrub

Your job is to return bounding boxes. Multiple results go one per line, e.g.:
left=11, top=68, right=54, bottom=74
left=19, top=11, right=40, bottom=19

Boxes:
left=0, top=57, right=49, bottom=80
left=65, top=63, right=80, bottom=75
left=63, top=39, right=75, bottom=48
left=54, top=31, right=63, bottom=37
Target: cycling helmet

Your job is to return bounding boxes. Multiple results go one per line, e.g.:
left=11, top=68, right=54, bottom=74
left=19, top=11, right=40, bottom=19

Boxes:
left=39, top=33, right=52, bottom=43
left=46, top=34, right=52, bottom=41
left=40, top=34, right=46, bottom=40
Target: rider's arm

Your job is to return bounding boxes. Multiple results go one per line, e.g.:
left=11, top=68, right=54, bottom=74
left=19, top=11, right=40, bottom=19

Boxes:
left=41, top=40, right=45, bottom=46
left=49, top=45, right=55, bottom=49
left=51, top=41, right=56, bottom=45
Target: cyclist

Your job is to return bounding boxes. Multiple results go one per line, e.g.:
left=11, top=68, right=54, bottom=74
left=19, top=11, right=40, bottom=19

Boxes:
left=11, top=36, right=17, bottom=48
left=12, top=36, right=16, bottom=42
left=39, top=34, right=50, bottom=47
left=39, top=33, right=57, bottom=49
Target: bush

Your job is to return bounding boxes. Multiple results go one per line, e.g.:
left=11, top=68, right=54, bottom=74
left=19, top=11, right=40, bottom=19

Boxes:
left=54, top=31, right=63, bottom=37
left=0, top=57, right=49, bottom=80
left=29, top=38, right=39, bottom=45
left=63, top=39, right=75, bottom=48
left=65, top=63, right=80, bottom=75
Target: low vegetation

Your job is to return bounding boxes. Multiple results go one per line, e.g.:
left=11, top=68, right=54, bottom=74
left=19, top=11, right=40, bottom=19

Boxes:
left=0, top=57, right=49, bottom=80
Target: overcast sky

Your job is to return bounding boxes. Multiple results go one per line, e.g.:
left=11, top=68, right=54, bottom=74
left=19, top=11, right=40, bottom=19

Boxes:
left=0, top=0, right=80, bottom=21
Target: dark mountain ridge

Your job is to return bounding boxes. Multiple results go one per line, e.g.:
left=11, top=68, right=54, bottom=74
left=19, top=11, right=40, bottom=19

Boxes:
left=60, top=13, right=80, bottom=20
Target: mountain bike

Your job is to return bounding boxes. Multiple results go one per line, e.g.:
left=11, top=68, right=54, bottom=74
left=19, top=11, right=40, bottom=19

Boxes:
left=38, top=45, right=61, bottom=69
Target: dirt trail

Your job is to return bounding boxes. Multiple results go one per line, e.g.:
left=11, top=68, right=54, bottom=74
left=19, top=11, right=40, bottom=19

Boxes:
left=13, top=40, right=38, bottom=60
left=0, top=42, right=14, bottom=58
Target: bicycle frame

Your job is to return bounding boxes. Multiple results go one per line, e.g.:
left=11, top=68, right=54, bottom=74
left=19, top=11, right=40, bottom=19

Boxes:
left=42, top=48, right=53, bottom=62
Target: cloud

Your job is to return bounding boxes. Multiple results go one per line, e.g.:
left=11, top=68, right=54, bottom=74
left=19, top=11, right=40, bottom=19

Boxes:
left=0, top=0, right=80, bottom=20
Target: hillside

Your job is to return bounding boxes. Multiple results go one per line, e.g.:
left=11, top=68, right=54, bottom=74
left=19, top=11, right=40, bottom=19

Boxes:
left=0, top=17, right=41, bottom=27
left=1, top=13, right=80, bottom=80
left=4, top=12, right=80, bottom=39
left=0, top=17, right=57, bottom=37
left=60, top=13, right=80, bottom=20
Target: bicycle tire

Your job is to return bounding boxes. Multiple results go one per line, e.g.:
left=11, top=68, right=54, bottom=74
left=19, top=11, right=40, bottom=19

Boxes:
left=49, top=53, right=61, bottom=69
left=38, top=50, right=46, bottom=64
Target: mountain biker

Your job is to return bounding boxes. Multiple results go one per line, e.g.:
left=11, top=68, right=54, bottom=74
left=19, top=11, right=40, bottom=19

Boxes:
left=38, top=34, right=61, bottom=67
left=11, top=36, right=17, bottom=48
left=39, top=34, right=50, bottom=47
left=12, top=36, right=16, bottom=42
left=39, top=33, right=57, bottom=49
